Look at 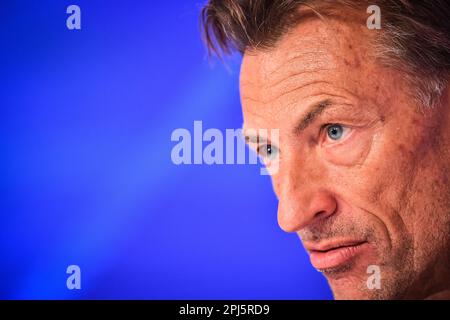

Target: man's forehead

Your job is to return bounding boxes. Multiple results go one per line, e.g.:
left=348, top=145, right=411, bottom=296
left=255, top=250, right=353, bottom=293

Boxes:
left=240, top=18, right=369, bottom=89
left=239, top=17, right=378, bottom=135
left=239, top=22, right=340, bottom=126
left=240, top=21, right=339, bottom=87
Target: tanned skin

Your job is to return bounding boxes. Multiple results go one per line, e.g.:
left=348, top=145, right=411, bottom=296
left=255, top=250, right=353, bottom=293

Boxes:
left=241, top=14, right=450, bottom=299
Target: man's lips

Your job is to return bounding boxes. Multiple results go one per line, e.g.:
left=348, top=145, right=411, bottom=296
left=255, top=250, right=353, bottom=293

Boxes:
left=305, top=240, right=368, bottom=270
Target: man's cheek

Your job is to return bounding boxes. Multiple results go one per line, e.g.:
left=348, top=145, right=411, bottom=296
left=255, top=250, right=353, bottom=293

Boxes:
left=328, top=144, right=413, bottom=249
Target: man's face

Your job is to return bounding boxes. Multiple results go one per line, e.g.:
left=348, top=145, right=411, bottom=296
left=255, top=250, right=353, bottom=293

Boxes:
left=241, top=17, right=450, bottom=299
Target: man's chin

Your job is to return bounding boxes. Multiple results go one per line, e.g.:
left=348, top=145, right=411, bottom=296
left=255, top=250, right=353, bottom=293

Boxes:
left=318, top=258, right=385, bottom=299
left=323, top=265, right=375, bottom=300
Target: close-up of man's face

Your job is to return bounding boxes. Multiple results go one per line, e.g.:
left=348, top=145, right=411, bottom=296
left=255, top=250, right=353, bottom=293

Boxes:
left=5, top=0, right=450, bottom=306
left=237, top=8, right=450, bottom=299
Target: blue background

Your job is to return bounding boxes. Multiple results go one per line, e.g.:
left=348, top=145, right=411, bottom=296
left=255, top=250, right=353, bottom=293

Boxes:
left=0, top=0, right=332, bottom=299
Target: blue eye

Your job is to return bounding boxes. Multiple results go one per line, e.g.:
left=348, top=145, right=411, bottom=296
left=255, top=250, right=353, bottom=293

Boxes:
left=327, top=124, right=344, bottom=140
left=258, top=144, right=279, bottom=161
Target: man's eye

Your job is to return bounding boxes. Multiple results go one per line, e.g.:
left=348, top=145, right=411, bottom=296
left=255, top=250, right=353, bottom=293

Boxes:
left=258, top=144, right=279, bottom=161
left=325, top=124, right=348, bottom=141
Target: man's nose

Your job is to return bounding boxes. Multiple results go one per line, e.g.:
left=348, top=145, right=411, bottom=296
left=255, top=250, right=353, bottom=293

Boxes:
left=276, top=160, right=337, bottom=233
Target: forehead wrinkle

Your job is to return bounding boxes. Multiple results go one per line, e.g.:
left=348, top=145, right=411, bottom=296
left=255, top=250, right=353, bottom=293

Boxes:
left=240, top=43, right=334, bottom=104
left=241, top=95, right=263, bottom=104
left=267, top=67, right=333, bottom=96
left=257, top=51, right=336, bottom=106
left=241, top=67, right=331, bottom=104
left=243, top=76, right=361, bottom=124
left=243, top=63, right=337, bottom=107
left=241, top=62, right=332, bottom=108
left=263, top=51, right=333, bottom=85
left=264, top=50, right=331, bottom=78
left=262, top=79, right=333, bottom=106
left=281, top=91, right=357, bottom=118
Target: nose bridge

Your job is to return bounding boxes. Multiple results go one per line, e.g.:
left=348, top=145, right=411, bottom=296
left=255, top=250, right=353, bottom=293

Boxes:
left=276, top=148, right=336, bottom=233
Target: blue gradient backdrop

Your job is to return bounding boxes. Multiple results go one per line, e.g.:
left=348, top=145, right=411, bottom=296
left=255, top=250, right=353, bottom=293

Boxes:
left=0, top=0, right=332, bottom=299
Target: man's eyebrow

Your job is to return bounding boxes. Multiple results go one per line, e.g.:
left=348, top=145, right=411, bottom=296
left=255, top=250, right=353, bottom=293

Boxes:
left=243, top=99, right=332, bottom=144
left=294, top=99, right=333, bottom=134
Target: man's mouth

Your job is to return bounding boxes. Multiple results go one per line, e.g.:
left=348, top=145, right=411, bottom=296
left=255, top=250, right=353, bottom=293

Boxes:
left=305, top=240, right=368, bottom=270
